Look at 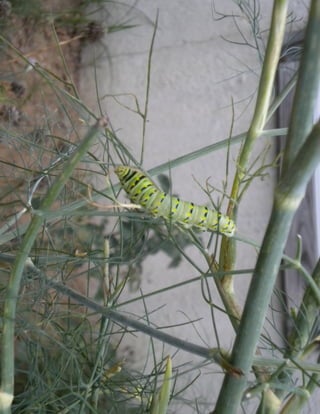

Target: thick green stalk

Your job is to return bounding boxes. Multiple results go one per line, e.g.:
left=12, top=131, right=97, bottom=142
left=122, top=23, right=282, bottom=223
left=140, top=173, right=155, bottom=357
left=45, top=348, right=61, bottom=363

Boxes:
left=282, top=0, right=320, bottom=173
left=227, top=0, right=288, bottom=215
left=214, top=121, right=320, bottom=414
left=218, top=0, right=288, bottom=334
left=0, top=119, right=105, bottom=413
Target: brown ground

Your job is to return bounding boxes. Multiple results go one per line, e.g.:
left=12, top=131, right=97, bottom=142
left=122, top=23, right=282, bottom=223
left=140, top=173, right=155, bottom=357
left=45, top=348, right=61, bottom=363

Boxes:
left=0, top=0, right=104, bottom=284
left=0, top=0, right=84, bottom=116
left=0, top=0, right=102, bottom=220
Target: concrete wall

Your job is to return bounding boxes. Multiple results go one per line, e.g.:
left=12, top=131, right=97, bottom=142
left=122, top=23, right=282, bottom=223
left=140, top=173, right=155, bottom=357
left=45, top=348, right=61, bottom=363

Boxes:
left=81, top=1, right=308, bottom=412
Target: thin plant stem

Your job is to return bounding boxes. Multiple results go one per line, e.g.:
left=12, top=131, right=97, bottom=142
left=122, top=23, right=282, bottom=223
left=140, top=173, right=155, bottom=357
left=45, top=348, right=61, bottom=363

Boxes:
left=41, top=270, right=239, bottom=375
left=148, top=129, right=286, bottom=177
left=140, top=11, right=158, bottom=165
left=1, top=254, right=320, bottom=373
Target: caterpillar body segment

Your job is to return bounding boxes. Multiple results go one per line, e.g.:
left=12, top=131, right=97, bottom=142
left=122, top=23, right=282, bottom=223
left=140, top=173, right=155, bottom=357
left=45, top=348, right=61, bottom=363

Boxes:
left=115, top=166, right=235, bottom=237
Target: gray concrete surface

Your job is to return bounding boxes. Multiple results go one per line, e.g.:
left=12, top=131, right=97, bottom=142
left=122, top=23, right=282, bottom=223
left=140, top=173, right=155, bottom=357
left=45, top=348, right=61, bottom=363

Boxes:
left=80, top=1, right=309, bottom=412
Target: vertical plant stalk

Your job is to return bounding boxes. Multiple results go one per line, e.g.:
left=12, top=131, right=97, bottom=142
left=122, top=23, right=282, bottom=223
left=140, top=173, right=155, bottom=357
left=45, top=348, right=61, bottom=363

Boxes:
left=207, top=256, right=242, bottom=331
left=265, top=1, right=320, bottom=407
left=218, top=0, right=289, bottom=326
left=282, top=0, right=320, bottom=172
left=229, top=0, right=288, bottom=209
left=214, top=121, right=320, bottom=414
left=0, top=118, right=106, bottom=413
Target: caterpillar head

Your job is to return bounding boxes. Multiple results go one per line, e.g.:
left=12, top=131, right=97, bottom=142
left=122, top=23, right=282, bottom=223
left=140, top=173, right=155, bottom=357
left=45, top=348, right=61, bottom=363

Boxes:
left=115, top=165, right=130, bottom=181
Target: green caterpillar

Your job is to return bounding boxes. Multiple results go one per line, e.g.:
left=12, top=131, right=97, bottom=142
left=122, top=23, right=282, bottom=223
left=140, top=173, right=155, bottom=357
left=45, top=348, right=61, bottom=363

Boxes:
left=115, top=166, right=235, bottom=237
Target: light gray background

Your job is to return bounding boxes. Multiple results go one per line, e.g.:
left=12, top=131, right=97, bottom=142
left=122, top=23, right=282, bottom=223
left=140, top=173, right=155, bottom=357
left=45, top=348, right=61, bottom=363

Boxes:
left=81, top=1, right=309, bottom=412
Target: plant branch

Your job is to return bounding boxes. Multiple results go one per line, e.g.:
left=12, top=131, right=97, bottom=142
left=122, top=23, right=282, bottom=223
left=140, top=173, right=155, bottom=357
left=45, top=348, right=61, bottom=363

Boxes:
left=217, top=0, right=289, bottom=335
left=214, top=121, right=320, bottom=413
left=282, top=0, right=320, bottom=172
